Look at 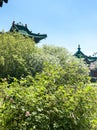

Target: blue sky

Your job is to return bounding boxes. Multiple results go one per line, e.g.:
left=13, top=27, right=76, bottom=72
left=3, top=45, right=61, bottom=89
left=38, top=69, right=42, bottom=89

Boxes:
left=0, top=0, right=97, bottom=55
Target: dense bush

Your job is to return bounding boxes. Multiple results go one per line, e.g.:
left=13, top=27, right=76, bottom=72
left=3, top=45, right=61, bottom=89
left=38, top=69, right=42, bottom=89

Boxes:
left=0, top=33, right=90, bottom=84
left=0, top=64, right=97, bottom=130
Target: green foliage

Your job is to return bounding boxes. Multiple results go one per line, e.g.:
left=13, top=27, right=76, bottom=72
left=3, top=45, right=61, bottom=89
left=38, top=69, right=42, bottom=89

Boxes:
left=0, top=32, right=35, bottom=78
left=0, top=64, right=97, bottom=130
left=0, top=32, right=94, bottom=129
left=27, top=45, right=90, bottom=84
left=0, top=33, right=90, bottom=85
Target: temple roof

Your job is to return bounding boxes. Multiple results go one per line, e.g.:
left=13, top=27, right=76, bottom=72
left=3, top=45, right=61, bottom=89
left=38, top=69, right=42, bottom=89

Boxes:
left=74, top=45, right=87, bottom=58
left=74, top=45, right=97, bottom=64
left=0, top=0, right=8, bottom=7
left=10, top=21, right=47, bottom=43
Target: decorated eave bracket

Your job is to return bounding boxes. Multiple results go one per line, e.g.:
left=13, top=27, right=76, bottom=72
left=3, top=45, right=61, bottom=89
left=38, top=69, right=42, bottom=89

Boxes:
left=0, top=0, right=8, bottom=7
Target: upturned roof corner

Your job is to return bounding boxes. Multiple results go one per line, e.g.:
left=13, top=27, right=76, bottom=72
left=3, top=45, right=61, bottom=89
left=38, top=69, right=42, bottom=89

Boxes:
left=0, top=0, right=8, bottom=7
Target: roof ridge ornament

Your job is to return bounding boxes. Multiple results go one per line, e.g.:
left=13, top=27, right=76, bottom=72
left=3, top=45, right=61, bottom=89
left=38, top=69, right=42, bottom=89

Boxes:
left=17, top=22, right=24, bottom=26
left=78, top=44, right=81, bottom=51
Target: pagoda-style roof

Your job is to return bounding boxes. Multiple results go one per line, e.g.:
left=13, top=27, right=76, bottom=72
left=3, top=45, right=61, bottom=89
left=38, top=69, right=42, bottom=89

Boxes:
left=74, top=45, right=97, bottom=64
left=10, top=21, right=47, bottom=43
left=0, top=0, right=8, bottom=7
left=74, top=45, right=87, bottom=58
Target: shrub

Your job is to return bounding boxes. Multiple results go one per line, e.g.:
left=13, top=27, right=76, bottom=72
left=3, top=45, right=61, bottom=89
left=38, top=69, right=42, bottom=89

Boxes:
left=0, top=64, right=97, bottom=130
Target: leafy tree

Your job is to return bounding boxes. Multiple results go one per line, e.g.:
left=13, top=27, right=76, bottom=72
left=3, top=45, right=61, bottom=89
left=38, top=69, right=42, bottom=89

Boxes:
left=0, top=32, right=35, bottom=78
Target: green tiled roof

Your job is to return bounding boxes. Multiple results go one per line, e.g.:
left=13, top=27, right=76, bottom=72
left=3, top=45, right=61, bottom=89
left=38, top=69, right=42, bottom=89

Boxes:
left=74, top=45, right=87, bottom=58
left=10, top=22, right=47, bottom=43
left=74, top=45, right=97, bottom=64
